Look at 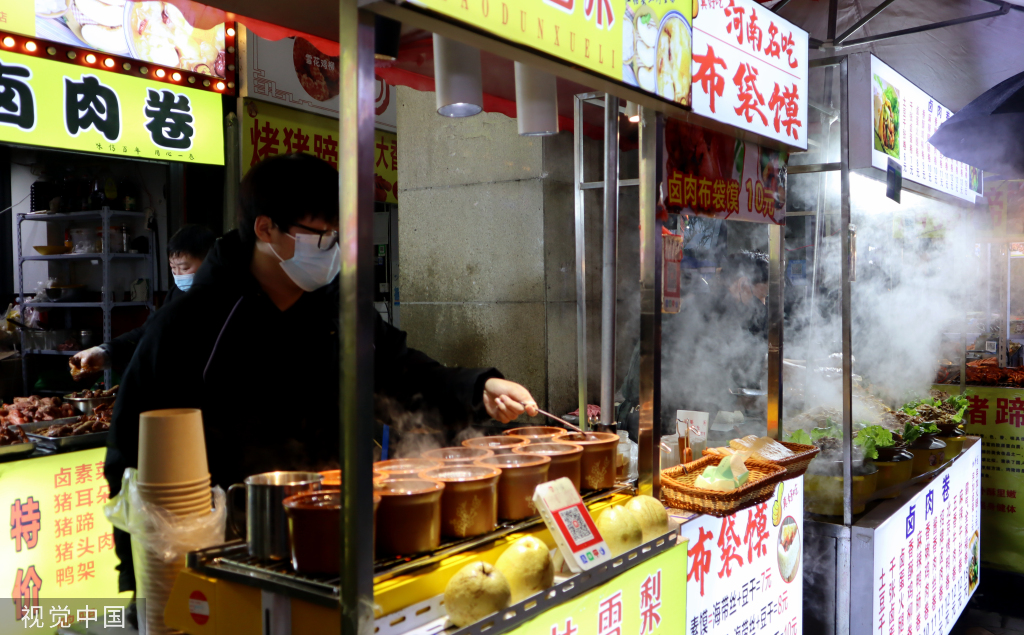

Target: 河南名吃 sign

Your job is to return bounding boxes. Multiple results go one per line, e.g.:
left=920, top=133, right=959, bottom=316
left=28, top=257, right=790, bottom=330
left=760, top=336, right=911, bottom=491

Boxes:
left=0, top=50, right=223, bottom=164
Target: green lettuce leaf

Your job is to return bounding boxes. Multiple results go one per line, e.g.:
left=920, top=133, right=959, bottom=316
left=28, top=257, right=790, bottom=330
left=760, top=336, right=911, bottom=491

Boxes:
left=786, top=430, right=812, bottom=445
left=854, top=425, right=895, bottom=460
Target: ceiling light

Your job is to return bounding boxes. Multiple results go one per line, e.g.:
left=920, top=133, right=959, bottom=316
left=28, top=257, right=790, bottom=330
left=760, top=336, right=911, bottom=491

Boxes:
left=514, top=62, right=559, bottom=136
left=625, top=101, right=639, bottom=123
left=433, top=34, right=482, bottom=118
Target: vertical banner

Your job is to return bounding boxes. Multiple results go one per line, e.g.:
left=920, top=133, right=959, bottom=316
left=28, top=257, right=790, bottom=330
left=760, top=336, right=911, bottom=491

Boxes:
left=852, top=441, right=981, bottom=635
left=677, top=477, right=803, bottom=635
left=934, top=386, right=1024, bottom=574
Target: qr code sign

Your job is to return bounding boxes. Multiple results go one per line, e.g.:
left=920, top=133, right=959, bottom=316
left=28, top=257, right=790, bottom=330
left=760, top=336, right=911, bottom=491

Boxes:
left=558, top=506, right=594, bottom=546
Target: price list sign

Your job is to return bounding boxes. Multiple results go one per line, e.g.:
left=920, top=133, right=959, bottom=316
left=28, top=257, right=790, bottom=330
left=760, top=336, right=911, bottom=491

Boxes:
left=0, top=448, right=128, bottom=626
left=677, top=477, right=804, bottom=635
left=852, top=441, right=981, bottom=635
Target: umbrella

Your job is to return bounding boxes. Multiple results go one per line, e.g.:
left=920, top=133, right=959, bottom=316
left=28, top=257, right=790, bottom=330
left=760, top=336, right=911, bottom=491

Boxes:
left=930, top=70, right=1024, bottom=179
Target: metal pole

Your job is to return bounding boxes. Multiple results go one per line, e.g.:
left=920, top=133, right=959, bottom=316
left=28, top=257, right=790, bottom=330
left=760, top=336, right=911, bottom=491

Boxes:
left=574, top=95, right=589, bottom=427
left=1000, top=243, right=1009, bottom=368
left=767, top=224, right=784, bottom=440
left=340, top=5, right=376, bottom=635
left=637, top=107, right=661, bottom=498
left=837, top=5, right=1009, bottom=48
left=600, top=94, right=619, bottom=429
left=839, top=57, right=853, bottom=527
left=834, top=0, right=900, bottom=44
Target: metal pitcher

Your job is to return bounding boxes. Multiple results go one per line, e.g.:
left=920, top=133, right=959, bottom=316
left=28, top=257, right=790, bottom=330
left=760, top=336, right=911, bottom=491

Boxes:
left=228, top=471, right=322, bottom=560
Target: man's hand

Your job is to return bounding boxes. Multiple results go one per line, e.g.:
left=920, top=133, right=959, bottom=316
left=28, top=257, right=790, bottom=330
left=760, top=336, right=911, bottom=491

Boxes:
left=69, top=347, right=110, bottom=379
left=483, top=378, right=539, bottom=424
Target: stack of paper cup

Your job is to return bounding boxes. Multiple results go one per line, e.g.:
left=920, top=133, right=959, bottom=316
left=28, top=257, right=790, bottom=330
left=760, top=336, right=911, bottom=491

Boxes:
left=135, top=408, right=211, bottom=635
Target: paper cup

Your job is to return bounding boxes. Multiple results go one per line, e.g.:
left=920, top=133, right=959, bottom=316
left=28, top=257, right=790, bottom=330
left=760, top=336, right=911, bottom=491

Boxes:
left=137, top=475, right=210, bottom=490
left=138, top=409, right=209, bottom=484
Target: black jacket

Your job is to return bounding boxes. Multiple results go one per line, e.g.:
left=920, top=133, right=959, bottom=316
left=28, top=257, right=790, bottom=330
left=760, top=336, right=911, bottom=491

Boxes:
left=106, top=230, right=500, bottom=591
left=99, top=284, right=181, bottom=370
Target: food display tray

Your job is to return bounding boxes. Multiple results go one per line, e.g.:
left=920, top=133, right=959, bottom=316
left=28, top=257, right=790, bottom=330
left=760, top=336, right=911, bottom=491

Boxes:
left=19, top=417, right=108, bottom=452
left=0, top=441, right=37, bottom=462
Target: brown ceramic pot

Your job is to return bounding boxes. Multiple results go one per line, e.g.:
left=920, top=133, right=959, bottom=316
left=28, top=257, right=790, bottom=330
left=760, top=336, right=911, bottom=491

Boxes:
left=462, top=435, right=530, bottom=455
left=284, top=490, right=343, bottom=574
left=422, top=447, right=494, bottom=465
left=375, top=479, right=445, bottom=556
left=513, top=442, right=583, bottom=492
left=503, top=426, right=569, bottom=444
left=556, top=432, right=618, bottom=490
left=374, top=458, right=442, bottom=477
left=419, top=465, right=501, bottom=538
left=475, top=454, right=550, bottom=521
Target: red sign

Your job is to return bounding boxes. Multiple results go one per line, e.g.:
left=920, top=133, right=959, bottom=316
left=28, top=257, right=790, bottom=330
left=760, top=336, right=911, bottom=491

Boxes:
left=189, top=590, right=210, bottom=626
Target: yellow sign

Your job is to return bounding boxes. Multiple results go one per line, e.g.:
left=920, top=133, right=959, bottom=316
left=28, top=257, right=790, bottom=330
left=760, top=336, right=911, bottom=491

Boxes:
left=933, top=385, right=1024, bottom=574
left=0, top=448, right=130, bottom=626
left=410, top=0, right=624, bottom=81
left=0, top=3, right=33, bottom=40
left=0, top=49, right=223, bottom=164
left=505, top=543, right=687, bottom=635
left=243, top=99, right=398, bottom=203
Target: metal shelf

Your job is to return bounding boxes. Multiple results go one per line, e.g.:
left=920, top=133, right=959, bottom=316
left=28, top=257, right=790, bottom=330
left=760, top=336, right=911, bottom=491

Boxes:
left=18, top=210, right=147, bottom=222
left=21, top=253, right=150, bottom=261
left=23, top=349, right=77, bottom=356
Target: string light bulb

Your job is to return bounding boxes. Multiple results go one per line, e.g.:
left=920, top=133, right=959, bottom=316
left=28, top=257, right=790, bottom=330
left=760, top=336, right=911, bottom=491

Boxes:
left=85, top=53, right=96, bottom=64
left=155, top=68, right=166, bottom=78
left=24, top=41, right=37, bottom=52
left=103, top=58, right=115, bottom=68
left=2, top=37, right=14, bottom=48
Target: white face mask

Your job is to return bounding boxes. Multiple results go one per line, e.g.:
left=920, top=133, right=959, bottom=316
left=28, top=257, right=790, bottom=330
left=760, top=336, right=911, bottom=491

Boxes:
left=269, top=232, right=341, bottom=292
left=172, top=273, right=194, bottom=292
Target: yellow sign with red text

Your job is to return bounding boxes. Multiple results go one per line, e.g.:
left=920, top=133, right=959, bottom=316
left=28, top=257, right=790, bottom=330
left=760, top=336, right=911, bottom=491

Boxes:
left=242, top=99, right=397, bottom=203
left=408, top=0, right=693, bottom=107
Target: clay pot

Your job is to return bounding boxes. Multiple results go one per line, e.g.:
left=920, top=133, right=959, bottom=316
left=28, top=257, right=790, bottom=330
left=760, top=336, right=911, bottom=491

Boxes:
left=503, top=426, right=568, bottom=444
left=908, top=436, right=946, bottom=476
left=804, top=461, right=878, bottom=516
left=475, top=454, right=550, bottom=521
left=419, top=465, right=501, bottom=538
left=463, top=435, right=530, bottom=455
left=869, top=446, right=914, bottom=499
left=935, top=425, right=966, bottom=463
left=421, top=447, right=494, bottom=465
left=375, top=479, right=445, bottom=556
left=513, top=442, right=583, bottom=492
left=284, top=490, right=342, bottom=574
left=556, top=432, right=618, bottom=490
left=374, top=458, right=443, bottom=477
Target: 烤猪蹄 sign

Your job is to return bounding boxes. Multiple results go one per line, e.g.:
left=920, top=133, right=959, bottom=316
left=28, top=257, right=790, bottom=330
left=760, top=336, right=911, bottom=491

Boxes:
left=690, top=0, right=808, bottom=150
left=0, top=50, right=223, bottom=164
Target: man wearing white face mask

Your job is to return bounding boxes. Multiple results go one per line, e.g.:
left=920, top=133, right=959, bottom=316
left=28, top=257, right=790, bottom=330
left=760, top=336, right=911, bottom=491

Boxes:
left=69, top=224, right=216, bottom=377
left=104, top=153, right=539, bottom=596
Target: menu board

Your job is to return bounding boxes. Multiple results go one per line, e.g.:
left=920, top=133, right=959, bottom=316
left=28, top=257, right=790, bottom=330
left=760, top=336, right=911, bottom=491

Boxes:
left=852, top=441, right=981, bottom=635
left=690, top=0, right=808, bottom=150
left=676, top=477, right=804, bottom=635
left=933, top=386, right=1024, bottom=574
left=850, top=54, right=981, bottom=203
left=0, top=448, right=130, bottom=626
left=663, top=118, right=788, bottom=224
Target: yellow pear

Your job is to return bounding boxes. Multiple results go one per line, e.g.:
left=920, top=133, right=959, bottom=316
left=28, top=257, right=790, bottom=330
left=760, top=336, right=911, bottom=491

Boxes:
left=596, top=505, right=643, bottom=556
left=625, top=495, right=670, bottom=542
left=444, top=562, right=511, bottom=628
left=494, top=536, right=555, bottom=603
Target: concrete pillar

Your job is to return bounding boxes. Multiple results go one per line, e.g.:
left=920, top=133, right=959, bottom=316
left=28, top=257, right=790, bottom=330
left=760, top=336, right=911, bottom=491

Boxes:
left=396, top=86, right=640, bottom=417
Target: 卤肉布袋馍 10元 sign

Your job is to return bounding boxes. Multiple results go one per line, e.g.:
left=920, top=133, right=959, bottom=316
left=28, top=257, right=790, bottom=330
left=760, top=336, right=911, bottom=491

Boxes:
left=0, top=50, right=223, bottom=165
left=406, top=0, right=695, bottom=108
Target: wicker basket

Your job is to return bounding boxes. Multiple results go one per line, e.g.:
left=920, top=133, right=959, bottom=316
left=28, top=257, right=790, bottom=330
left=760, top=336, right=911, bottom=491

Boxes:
left=772, top=441, right=821, bottom=478
left=661, top=455, right=786, bottom=517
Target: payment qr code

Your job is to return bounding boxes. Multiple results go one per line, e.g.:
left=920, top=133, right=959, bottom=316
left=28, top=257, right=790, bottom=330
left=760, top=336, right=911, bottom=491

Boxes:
left=558, top=506, right=594, bottom=545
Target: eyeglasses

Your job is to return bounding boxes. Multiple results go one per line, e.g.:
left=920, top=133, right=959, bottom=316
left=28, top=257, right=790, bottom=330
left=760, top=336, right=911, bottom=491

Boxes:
left=290, top=222, right=340, bottom=250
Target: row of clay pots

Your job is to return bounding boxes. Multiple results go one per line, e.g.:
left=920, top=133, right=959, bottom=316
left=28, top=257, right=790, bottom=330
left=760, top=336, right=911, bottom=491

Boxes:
left=805, top=425, right=966, bottom=517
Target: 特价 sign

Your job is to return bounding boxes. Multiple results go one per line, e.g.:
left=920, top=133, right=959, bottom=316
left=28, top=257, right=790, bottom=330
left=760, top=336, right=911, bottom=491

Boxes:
left=0, top=50, right=223, bottom=164
left=690, top=0, right=808, bottom=150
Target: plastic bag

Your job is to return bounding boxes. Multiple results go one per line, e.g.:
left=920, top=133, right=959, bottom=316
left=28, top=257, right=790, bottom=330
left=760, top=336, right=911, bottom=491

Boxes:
left=105, top=468, right=226, bottom=563
left=617, top=431, right=639, bottom=482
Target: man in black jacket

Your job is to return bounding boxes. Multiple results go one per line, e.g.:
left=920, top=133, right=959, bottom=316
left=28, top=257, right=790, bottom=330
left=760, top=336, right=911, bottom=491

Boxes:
left=69, top=224, right=217, bottom=375
left=106, top=153, right=538, bottom=593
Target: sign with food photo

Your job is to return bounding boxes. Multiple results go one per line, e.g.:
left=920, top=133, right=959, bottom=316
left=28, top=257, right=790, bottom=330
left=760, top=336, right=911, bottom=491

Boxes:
left=622, top=0, right=692, bottom=106
left=690, top=0, right=808, bottom=150
left=663, top=119, right=787, bottom=224
left=26, top=0, right=229, bottom=78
